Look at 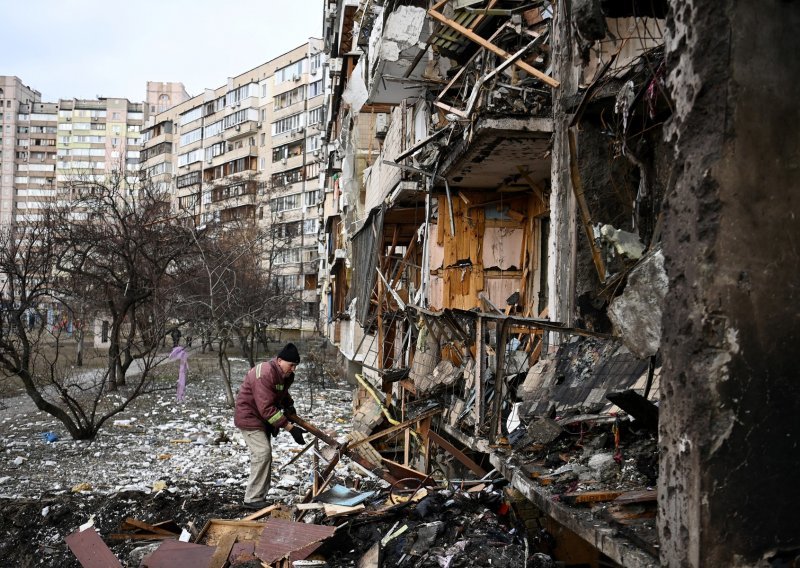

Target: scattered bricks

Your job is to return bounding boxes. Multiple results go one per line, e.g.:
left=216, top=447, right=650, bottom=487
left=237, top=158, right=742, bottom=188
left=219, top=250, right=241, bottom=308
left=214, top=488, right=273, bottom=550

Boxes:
left=351, top=397, right=384, bottom=433
left=347, top=431, right=384, bottom=466
left=409, top=349, right=439, bottom=391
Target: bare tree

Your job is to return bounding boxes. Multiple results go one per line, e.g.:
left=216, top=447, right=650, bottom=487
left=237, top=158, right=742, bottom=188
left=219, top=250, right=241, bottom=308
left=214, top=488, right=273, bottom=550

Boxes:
left=0, top=218, right=169, bottom=440
left=0, top=168, right=208, bottom=438
left=50, top=170, right=202, bottom=391
left=179, top=217, right=300, bottom=407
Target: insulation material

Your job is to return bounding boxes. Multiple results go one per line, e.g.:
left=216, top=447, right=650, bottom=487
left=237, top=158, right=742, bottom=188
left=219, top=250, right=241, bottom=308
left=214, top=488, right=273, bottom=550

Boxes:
left=428, top=274, right=444, bottom=310
left=342, top=59, right=368, bottom=114
left=429, top=224, right=444, bottom=269
left=483, top=227, right=525, bottom=270
left=483, top=277, right=519, bottom=312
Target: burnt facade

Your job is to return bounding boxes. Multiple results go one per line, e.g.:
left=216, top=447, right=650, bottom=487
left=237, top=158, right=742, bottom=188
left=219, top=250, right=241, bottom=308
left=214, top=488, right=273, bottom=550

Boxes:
left=319, top=1, right=800, bottom=566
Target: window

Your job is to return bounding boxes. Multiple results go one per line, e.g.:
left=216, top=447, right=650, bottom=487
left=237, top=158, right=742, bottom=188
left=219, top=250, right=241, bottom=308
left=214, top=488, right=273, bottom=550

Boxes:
left=204, top=120, right=223, bottom=137
left=272, top=112, right=304, bottom=135
left=306, top=135, right=321, bottom=152
left=205, top=141, right=226, bottom=160
left=177, top=171, right=201, bottom=188
left=224, top=109, right=257, bottom=129
left=272, top=274, right=301, bottom=292
left=304, top=190, right=319, bottom=207
left=275, top=248, right=301, bottom=263
left=310, top=53, right=322, bottom=74
left=308, top=107, right=324, bottom=126
left=179, top=128, right=202, bottom=147
left=179, top=106, right=202, bottom=125
left=270, top=193, right=300, bottom=213
left=303, top=301, right=319, bottom=317
left=303, top=218, right=318, bottom=234
left=274, top=85, right=305, bottom=110
left=274, top=60, right=305, bottom=85
left=271, top=167, right=303, bottom=187
left=178, top=148, right=203, bottom=166
left=308, top=80, right=323, bottom=98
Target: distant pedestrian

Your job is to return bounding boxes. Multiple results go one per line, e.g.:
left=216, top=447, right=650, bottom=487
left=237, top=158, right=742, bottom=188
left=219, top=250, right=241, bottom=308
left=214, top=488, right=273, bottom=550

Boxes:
left=170, top=328, right=182, bottom=347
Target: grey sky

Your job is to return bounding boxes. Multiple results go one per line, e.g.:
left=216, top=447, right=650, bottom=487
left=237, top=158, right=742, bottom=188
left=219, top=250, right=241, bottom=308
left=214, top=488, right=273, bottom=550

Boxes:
left=0, top=0, right=323, bottom=102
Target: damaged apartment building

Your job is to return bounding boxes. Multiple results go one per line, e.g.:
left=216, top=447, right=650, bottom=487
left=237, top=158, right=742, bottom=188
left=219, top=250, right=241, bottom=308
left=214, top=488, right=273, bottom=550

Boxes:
left=319, top=1, right=799, bottom=567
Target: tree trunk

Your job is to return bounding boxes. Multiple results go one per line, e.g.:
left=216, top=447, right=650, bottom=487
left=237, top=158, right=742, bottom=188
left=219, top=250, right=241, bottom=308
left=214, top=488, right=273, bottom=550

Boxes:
left=217, top=342, right=235, bottom=407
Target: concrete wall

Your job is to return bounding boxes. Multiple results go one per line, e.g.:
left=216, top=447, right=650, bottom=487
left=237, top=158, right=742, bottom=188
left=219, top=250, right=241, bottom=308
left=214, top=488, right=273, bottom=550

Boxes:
left=659, top=1, right=800, bottom=565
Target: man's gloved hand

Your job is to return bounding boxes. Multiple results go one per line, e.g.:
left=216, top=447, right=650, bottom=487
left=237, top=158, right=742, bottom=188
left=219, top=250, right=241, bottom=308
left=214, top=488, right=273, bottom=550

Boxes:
left=289, top=425, right=307, bottom=445
left=285, top=405, right=297, bottom=417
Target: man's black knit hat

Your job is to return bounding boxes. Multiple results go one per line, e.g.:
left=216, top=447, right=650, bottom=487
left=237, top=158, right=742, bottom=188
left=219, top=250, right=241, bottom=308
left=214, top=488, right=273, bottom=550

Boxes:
left=277, top=342, right=300, bottom=364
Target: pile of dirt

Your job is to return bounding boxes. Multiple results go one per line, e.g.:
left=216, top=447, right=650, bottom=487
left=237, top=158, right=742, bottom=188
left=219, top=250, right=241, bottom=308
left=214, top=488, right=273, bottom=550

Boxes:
left=1, top=487, right=243, bottom=567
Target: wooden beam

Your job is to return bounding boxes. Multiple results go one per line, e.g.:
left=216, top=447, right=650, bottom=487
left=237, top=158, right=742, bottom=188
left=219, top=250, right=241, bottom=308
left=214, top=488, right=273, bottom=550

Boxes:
left=347, top=407, right=444, bottom=450
left=208, top=533, right=237, bottom=568
left=428, top=430, right=487, bottom=477
left=240, top=504, right=279, bottom=521
left=568, top=128, right=606, bottom=283
left=428, top=7, right=559, bottom=88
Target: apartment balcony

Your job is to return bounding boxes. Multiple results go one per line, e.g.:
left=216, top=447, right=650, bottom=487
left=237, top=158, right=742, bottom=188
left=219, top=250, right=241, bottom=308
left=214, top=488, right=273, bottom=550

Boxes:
left=438, top=116, right=553, bottom=191
left=225, top=120, right=259, bottom=141
left=363, top=5, right=432, bottom=106
left=210, top=179, right=258, bottom=204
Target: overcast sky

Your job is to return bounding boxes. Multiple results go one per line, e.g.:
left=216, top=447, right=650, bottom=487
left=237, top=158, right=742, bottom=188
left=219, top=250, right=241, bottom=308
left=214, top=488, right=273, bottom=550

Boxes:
left=1, top=0, right=324, bottom=102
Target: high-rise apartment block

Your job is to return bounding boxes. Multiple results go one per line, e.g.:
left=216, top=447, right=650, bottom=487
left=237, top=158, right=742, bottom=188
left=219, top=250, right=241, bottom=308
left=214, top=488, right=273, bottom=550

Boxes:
left=0, top=76, right=144, bottom=227
left=139, top=40, right=327, bottom=337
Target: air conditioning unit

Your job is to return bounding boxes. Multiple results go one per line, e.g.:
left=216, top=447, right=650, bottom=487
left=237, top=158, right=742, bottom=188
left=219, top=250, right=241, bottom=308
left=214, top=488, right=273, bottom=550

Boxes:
left=66, top=117, right=71, bottom=121
left=293, top=74, right=301, bottom=82
left=281, top=157, right=287, bottom=164
left=236, top=101, right=241, bottom=108
left=257, top=122, right=263, bottom=128
left=375, top=113, right=389, bottom=138
left=312, top=149, right=320, bottom=157
left=206, top=159, right=213, bottom=164
left=235, top=125, right=241, bottom=131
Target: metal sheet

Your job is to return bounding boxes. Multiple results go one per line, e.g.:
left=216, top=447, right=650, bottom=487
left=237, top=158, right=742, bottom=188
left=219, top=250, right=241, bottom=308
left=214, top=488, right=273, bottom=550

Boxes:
left=142, top=540, right=215, bottom=568
left=255, top=518, right=336, bottom=565
left=313, top=484, right=376, bottom=506
left=65, top=528, right=124, bottom=568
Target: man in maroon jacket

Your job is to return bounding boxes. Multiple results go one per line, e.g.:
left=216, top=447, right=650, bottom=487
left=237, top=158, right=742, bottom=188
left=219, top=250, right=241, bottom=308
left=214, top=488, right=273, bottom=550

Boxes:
left=234, top=342, right=307, bottom=509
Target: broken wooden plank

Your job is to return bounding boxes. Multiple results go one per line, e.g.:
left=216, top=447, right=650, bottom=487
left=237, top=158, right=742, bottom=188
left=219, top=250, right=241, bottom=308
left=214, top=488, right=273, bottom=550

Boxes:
left=108, top=533, right=177, bottom=541
left=347, top=407, right=443, bottom=450
left=194, top=519, right=272, bottom=547
left=66, top=527, right=124, bottom=568
left=208, top=532, right=237, bottom=568
left=613, top=489, right=657, bottom=505
left=428, top=5, right=559, bottom=88
left=295, top=503, right=325, bottom=511
left=324, top=503, right=366, bottom=518
left=357, top=541, right=382, bottom=568
left=561, top=490, right=625, bottom=505
left=240, top=504, right=279, bottom=521
left=141, top=540, right=215, bottom=568
left=428, top=430, right=488, bottom=477
left=567, top=128, right=606, bottom=284
left=122, top=518, right=180, bottom=537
